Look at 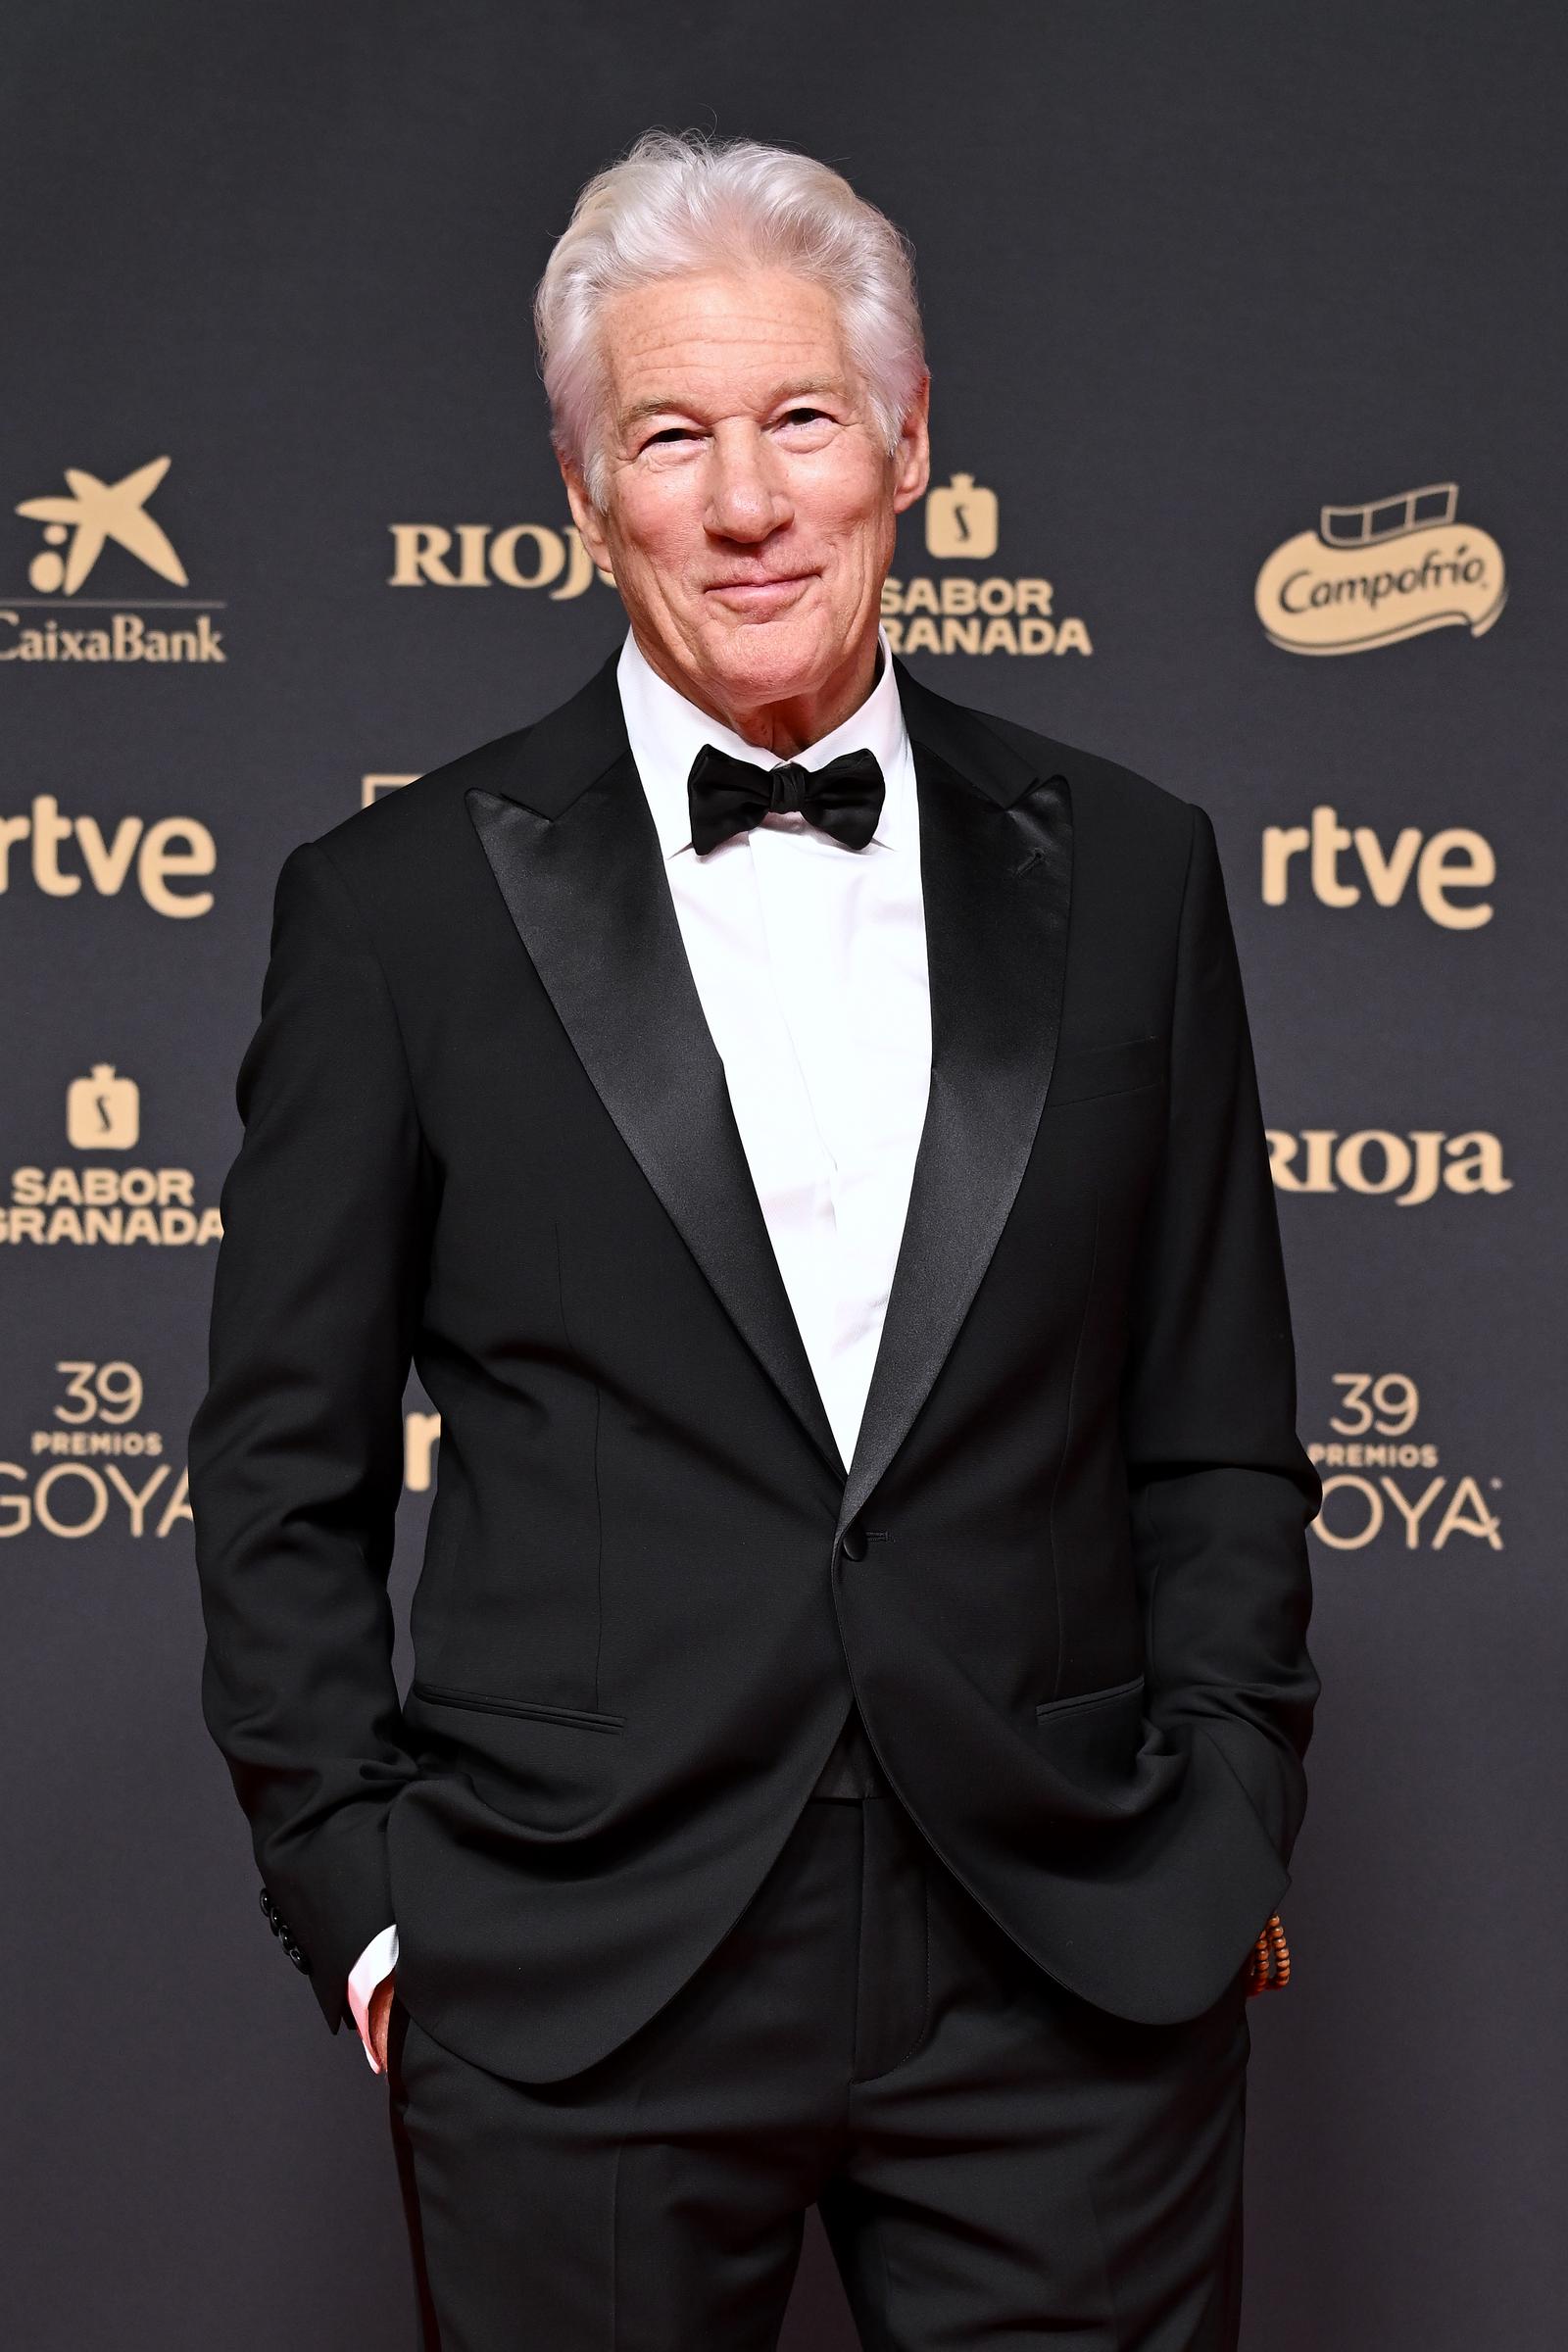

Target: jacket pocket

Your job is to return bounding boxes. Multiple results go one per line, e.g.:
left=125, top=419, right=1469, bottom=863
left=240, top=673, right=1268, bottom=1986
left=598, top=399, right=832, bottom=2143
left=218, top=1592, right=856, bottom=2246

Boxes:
left=1032, top=1672, right=1147, bottom=1792
left=1046, top=1035, right=1162, bottom=1106
left=408, top=1679, right=624, bottom=1735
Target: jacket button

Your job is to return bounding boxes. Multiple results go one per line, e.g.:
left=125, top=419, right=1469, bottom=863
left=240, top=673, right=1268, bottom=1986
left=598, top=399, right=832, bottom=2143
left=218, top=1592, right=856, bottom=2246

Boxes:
left=840, top=1520, right=867, bottom=1562
left=285, top=1942, right=312, bottom=1974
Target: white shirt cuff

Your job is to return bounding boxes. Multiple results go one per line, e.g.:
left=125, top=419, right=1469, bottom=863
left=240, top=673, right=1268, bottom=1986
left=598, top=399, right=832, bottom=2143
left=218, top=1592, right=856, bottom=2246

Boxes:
left=346, top=1923, right=399, bottom=2073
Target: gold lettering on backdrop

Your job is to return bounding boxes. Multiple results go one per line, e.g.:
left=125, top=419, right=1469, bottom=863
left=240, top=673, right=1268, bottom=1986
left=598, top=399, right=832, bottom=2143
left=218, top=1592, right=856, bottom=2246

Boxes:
left=3, top=457, right=228, bottom=662
left=882, top=486, right=1092, bottom=659
left=3, top=1070, right=221, bottom=1247
left=1303, top=1373, right=1505, bottom=1554
left=1255, top=482, right=1506, bottom=655
left=1267, top=1130, right=1511, bottom=1203
left=0, top=798, right=215, bottom=914
left=0, top=1367, right=226, bottom=1549
left=1261, top=805, right=1494, bottom=926
left=388, top=522, right=606, bottom=597
left=387, top=473, right=1092, bottom=651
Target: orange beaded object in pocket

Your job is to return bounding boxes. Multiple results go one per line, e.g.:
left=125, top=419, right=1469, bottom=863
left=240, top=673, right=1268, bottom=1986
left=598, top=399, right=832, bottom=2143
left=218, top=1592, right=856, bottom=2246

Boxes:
left=1244, top=1912, right=1292, bottom=1996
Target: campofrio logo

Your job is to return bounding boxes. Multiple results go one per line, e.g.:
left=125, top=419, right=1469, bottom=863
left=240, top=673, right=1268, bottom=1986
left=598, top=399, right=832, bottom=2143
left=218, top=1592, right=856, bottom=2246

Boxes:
left=1254, top=481, right=1505, bottom=656
left=3, top=456, right=226, bottom=663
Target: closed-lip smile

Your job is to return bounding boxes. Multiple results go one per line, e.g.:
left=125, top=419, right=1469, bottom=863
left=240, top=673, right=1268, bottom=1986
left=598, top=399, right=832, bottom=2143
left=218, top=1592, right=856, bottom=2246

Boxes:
left=706, top=571, right=816, bottom=608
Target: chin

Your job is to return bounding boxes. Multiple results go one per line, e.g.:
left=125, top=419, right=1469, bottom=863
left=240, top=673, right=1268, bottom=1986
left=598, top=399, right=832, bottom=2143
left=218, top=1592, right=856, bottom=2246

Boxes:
left=701, top=613, right=838, bottom=703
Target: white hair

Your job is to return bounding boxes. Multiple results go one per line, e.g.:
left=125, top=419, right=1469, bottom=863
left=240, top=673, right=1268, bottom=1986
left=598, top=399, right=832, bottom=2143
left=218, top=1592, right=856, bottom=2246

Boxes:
left=533, top=127, right=926, bottom=510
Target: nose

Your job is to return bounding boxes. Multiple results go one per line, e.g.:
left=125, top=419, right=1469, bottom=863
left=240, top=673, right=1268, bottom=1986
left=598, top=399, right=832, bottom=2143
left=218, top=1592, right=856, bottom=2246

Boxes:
left=704, top=422, right=792, bottom=544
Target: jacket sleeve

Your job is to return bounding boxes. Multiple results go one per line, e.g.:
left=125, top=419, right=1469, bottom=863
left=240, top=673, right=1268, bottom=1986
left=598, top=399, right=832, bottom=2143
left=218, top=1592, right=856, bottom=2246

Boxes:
left=1119, top=800, right=1322, bottom=1865
left=188, top=835, right=432, bottom=2033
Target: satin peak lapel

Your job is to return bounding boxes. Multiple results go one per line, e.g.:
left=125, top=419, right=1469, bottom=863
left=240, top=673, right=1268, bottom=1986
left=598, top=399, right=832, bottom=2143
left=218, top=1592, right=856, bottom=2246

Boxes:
left=466, top=735, right=847, bottom=1482
left=837, top=697, right=1073, bottom=1537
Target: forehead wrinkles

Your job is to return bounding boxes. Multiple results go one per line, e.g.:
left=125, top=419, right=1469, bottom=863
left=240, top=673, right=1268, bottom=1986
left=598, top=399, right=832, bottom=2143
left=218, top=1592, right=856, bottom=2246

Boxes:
left=605, top=279, right=855, bottom=423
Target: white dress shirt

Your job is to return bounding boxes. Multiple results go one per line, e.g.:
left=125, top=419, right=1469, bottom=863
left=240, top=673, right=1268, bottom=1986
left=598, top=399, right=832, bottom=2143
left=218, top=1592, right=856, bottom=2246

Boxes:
left=346, top=622, right=932, bottom=2067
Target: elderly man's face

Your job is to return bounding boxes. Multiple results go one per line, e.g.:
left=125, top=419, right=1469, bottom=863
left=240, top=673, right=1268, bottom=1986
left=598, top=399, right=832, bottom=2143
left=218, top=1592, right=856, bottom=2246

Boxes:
left=562, top=267, right=929, bottom=748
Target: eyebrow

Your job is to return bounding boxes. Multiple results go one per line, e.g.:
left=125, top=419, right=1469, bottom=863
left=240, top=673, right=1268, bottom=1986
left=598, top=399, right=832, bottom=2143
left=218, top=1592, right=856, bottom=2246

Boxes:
left=617, top=378, right=846, bottom=434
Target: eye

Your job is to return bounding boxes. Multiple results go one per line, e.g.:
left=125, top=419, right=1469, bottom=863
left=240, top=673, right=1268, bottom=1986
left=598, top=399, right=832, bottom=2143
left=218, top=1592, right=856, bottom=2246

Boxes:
left=642, top=424, right=700, bottom=449
left=777, top=406, right=830, bottom=427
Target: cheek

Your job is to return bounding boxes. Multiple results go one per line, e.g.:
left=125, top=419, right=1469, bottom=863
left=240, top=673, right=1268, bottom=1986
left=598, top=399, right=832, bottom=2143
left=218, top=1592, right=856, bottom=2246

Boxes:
left=803, top=466, right=894, bottom=565
left=631, top=494, right=710, bottom=585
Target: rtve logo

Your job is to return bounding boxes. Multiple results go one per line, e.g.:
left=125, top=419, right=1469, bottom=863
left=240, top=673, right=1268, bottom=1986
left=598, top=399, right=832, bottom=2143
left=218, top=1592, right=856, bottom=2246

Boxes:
left=3, top=456, right=225, bottom=662
left=1262, top=806, right=1494, bottom=927
left=0, top=794, right=216, bottom=915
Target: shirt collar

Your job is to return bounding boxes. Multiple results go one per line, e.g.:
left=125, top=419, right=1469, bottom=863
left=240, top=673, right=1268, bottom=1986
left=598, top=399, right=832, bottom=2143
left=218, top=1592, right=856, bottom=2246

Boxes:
left=615, top=621, right=912, bottom=862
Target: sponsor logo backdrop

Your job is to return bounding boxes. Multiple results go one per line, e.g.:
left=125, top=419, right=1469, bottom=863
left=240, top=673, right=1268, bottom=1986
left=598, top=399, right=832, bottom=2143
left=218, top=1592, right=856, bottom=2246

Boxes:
left=3, top=7, right=1562, bottom=2348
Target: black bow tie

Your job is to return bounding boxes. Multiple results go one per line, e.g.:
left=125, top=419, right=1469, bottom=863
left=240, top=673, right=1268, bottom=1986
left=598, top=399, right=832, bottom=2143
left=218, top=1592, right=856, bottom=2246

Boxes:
left=686, top=743, right=885, bottom=857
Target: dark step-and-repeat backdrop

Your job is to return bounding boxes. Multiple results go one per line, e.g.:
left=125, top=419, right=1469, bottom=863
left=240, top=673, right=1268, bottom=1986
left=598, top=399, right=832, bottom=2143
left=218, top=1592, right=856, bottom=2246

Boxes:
left=4, top=7, right=1562, bottom=2348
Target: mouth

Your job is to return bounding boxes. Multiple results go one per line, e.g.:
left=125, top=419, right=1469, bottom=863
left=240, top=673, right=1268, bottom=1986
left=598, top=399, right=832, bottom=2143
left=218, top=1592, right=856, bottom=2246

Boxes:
left=704, top=572, right=817, bottom=613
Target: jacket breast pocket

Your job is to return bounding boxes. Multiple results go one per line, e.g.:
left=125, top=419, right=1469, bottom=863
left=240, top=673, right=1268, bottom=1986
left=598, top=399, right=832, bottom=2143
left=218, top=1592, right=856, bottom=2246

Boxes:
left=1046, top=1035, right=1162, bottom=1107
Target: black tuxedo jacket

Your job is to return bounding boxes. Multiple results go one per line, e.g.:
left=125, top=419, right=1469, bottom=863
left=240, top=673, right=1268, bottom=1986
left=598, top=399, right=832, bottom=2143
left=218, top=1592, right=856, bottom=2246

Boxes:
left=189, top=647, right=1321, bottom=2083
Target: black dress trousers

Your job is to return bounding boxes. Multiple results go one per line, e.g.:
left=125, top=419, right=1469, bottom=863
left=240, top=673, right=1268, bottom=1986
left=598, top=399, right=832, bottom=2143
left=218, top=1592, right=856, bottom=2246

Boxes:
left=386, top=1779, right=1252, bottom=2351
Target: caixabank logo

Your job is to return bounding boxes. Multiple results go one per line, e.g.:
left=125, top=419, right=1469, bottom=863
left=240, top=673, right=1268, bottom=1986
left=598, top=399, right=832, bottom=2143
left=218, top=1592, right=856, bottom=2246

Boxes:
left=2, top=1064, right=221, bottom=1248
left=1305, top=1371, right=1502, bottom=1556
left=2, top=456, right=226, bottom=663
left=1254, top=481, right=1505, bottom=656
left=882, top=472, right=1094, bottom=660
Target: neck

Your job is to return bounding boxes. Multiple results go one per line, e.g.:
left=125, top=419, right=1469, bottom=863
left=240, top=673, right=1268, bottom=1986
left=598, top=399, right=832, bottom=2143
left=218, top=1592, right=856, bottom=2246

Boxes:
left=635, top=628, right=883, bottom=760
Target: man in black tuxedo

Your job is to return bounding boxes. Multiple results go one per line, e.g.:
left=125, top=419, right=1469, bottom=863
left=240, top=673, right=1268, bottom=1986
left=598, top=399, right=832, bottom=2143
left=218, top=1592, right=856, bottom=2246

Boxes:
left=191, top=126, right=1321, bottom=2349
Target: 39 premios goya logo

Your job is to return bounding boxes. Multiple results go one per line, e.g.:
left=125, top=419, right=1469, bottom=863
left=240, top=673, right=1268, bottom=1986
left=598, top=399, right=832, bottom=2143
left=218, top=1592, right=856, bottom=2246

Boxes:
left=3, top=1064, right=221, bottom=1247
left=1255, top=481, right=1504, bottom=657
left=0, top=1359, right=190, bottom=1545
left=3, top=456, right=225, bottom=663
left=1306, top=1371, right=1501, bottom=1555
left=389, top=469, right=1094, bottom=661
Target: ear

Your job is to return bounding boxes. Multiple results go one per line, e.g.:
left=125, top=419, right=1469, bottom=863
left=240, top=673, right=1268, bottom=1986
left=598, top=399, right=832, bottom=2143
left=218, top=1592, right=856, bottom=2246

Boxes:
left=560, top=453, right=613, bottom=574
left=891, top=372, right=931, bottom=515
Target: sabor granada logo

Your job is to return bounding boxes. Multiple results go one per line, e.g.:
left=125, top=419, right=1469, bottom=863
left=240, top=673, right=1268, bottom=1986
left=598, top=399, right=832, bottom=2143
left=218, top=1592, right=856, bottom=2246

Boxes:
left=883, top=470, right=1094, bottom=660
left=3, top=1063, right=221, bottom=1247
left=3, top=455, right=225, bottom=663
left=1254, top=481, right=1505, bottom=656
